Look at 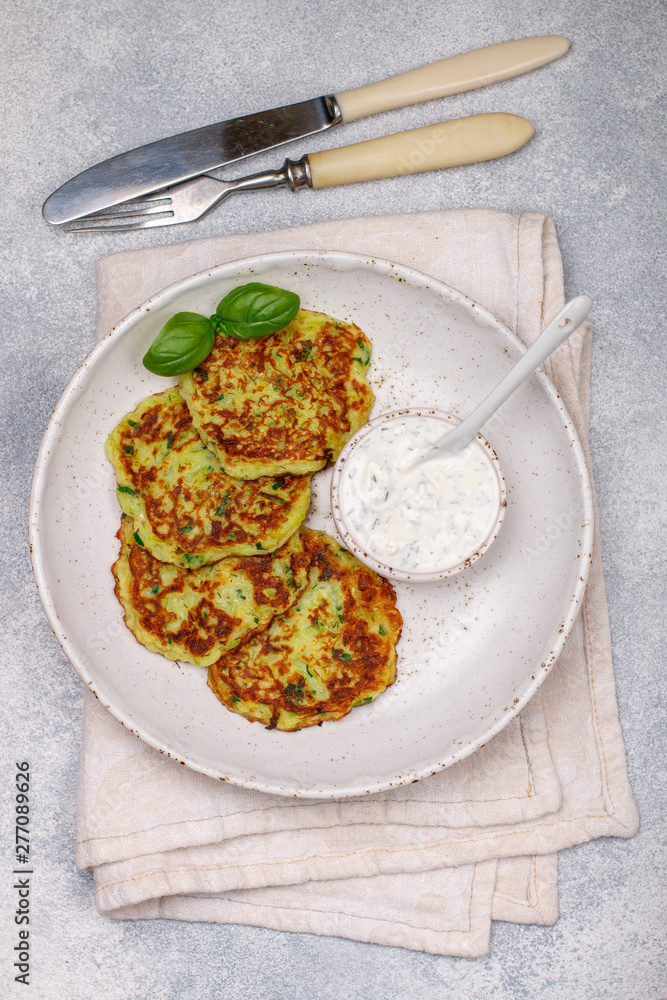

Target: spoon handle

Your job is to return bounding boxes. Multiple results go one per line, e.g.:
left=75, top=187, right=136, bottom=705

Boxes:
left=438, top=294, right=593, bottom=454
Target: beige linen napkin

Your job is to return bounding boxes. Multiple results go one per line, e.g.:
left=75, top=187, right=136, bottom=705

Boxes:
left=77, top=209, right=638, bottom=957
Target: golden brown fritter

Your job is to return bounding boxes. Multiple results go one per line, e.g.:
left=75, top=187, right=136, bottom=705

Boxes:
left=105, top=388, right=311, bottom=567
left=207, top=529, right=402, bottom=730
left=179, top=309, right=374, bottom=479
left=112, top=516, right=310, bottom=666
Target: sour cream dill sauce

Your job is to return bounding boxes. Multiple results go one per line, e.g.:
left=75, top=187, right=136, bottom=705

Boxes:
left=339, top=415, right=501, bottom=574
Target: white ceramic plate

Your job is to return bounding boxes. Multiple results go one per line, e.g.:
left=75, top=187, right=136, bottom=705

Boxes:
left=30, top=251, right=593, bottom=798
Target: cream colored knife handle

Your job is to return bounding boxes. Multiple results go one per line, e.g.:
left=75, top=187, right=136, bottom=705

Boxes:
left=335, top=36, right=569, bottom=123
left=308, top=113, right=534, bottom=189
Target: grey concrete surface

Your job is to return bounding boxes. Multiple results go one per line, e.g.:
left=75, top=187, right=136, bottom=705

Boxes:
left=1, top=0, right=665, bottom=997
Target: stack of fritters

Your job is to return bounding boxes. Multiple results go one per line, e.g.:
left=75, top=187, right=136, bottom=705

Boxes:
left=106, top=387, right=311, bottom=567
left=208, top=530, right=403, bottom=731
left=108, top=307, right=402, bottom=730
left=113, top=517, right=310, bottom=666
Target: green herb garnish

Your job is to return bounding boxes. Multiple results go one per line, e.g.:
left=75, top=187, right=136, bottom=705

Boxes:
left=142, top=313, right=215, bottom=376
left=214, top=283, right=300, bottom=341
left=142, top=283, right=300, bottom=376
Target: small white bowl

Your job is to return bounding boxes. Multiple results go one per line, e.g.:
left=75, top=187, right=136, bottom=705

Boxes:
left=331, top=407, right=507, bottom=583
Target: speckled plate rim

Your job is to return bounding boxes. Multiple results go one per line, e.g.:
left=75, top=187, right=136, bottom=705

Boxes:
left=29, top=249, right=594, bottom=798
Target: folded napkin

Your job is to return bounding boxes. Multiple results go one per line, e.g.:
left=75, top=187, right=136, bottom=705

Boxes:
left=77, top=209, right=638, bottom=957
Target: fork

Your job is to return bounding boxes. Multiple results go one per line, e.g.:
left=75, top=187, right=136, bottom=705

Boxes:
left=64, top=114, right=534, bottom=232
left=64, top=159, right=313, bottom=231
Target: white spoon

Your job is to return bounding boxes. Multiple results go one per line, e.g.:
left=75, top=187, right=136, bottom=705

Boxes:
left=419, top=293, right=593, bottom=461
left=331, top=293, right=593, bottom=582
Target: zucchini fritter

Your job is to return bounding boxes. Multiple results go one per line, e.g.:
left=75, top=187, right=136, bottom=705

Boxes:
left=112, top=516, right=310, bottom=666
left=179, top=309, right=374, bottom=479
left=207, top=529, right=402, bottom=730
left=105, top=388, right=311, bottom=567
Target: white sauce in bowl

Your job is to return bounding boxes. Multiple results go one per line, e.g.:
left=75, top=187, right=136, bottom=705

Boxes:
left=336, top=414, right=503, bottom=575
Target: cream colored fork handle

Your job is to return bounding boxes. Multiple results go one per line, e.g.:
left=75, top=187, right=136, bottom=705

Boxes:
left=308, top=113, right=534, bottom=189
left=335, top=36, right=569, bottom=123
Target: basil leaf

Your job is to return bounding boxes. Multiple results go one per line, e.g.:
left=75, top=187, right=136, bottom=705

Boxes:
left=143, top=313, right=215, bottom=376
left=215, top=282, right=300, bottom=340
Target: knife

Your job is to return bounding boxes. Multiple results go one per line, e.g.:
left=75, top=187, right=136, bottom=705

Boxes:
left=42, top=35, right=569, bottom=225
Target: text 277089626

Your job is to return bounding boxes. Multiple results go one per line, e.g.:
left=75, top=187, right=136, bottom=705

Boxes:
left=13, top=761, right=31, bottom=986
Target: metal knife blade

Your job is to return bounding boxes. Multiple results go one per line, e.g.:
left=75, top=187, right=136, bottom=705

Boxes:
left=43, top=95, right=340, bottom=225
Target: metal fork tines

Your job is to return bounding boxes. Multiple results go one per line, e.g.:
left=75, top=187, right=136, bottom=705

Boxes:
left=64, top=157, right=312, bottom=232
left=65, top=195, right=175, bottom=231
